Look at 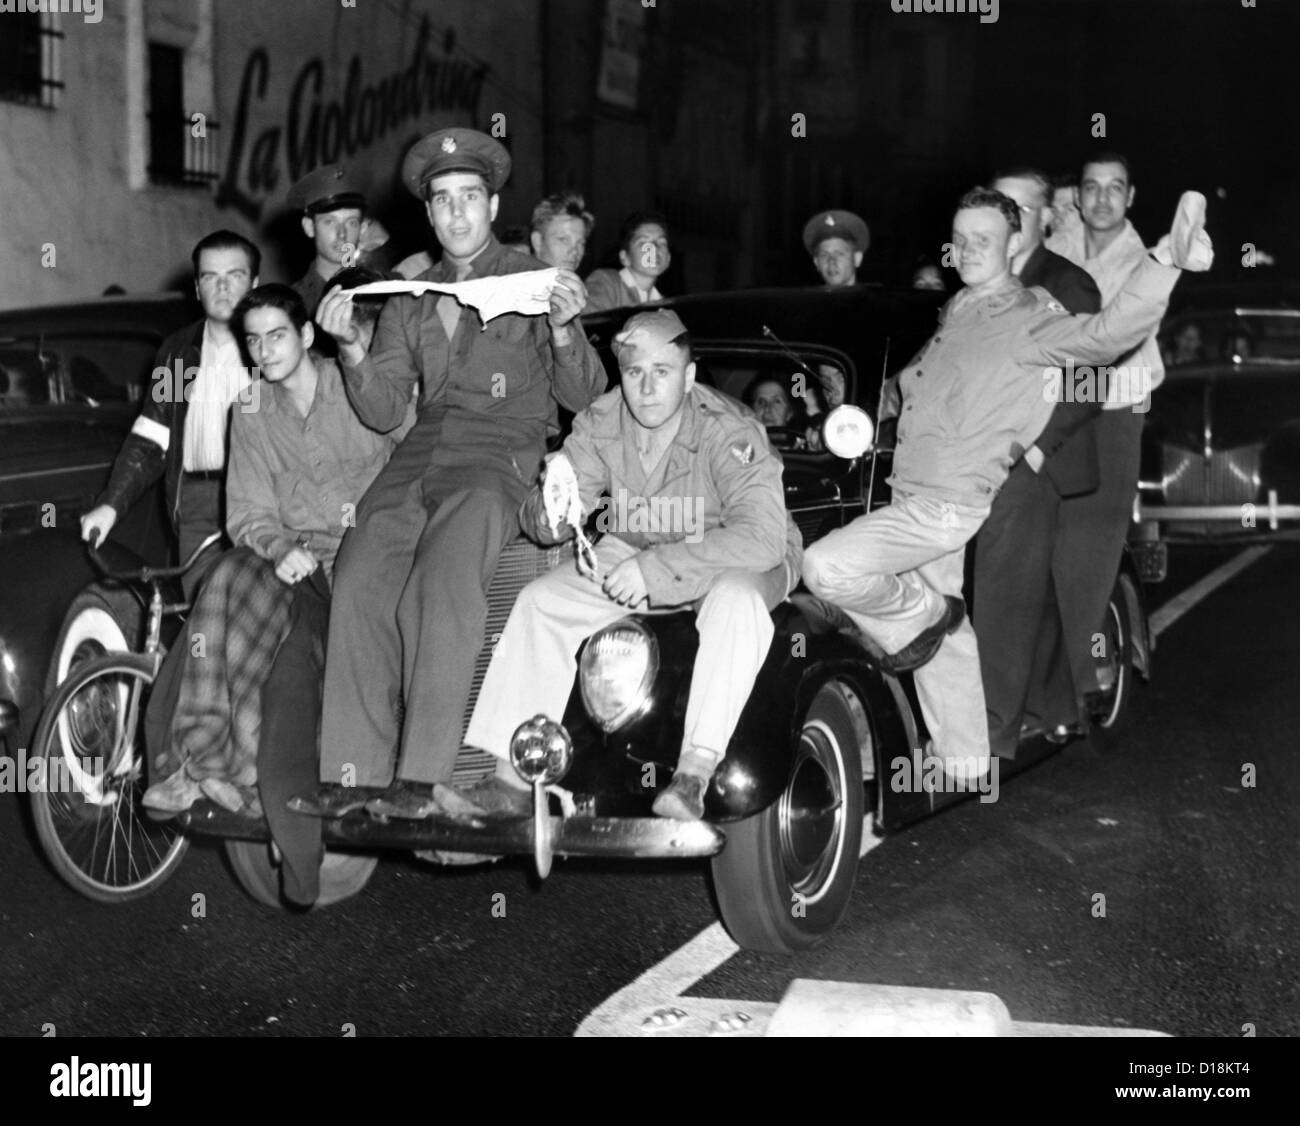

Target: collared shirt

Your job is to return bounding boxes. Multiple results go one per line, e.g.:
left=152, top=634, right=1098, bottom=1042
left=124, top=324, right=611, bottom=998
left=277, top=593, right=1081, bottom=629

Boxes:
left=519, top=384, right=800, bottom=607
left=1048, top=218, right=1165, bottom=407
left=339, top=237, right=605, bottom=489
left=582, top=267, right=664, bottom=313
left=889, top=255, right=1180, bottom=508
left=182, top=322, right=252, bottom=472
left=226, top=359, right=393, bottom=578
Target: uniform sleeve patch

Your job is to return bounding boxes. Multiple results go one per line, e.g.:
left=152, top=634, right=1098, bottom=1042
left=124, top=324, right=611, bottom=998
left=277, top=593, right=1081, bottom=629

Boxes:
left=730, top=441, right=754, bottom=465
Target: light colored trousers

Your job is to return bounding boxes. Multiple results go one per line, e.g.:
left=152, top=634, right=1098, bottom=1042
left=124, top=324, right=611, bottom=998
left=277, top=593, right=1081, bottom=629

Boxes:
left=801, top=491, right=991, bottom=765
left=465, top=536, right=793, bottom=770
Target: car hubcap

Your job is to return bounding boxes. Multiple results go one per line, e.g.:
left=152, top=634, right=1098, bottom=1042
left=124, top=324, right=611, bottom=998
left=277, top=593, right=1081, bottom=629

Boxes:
left=778, top=720, right=846, bottom=904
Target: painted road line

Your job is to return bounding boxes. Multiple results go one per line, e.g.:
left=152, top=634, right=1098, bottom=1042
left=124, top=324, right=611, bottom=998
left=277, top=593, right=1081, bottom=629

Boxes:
left=575, top=822, right=884, bottom=1037
left=1149, top=545, right=1271, bottom=640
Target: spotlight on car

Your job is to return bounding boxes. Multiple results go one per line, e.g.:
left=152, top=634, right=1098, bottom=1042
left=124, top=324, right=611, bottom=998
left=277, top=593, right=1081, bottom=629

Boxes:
left=579, top=618, right=659, bottom=733
left=822, top=404, right=875, bottom=459
left=509, top=715, right=573, bottom=785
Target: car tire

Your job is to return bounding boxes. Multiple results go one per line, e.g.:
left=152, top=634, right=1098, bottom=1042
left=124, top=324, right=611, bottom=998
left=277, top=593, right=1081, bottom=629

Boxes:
left=224, top=840, right=378, bottom=910
left=712, top=682, right=865, bottom=953
left=1090, top=577, right=1136, bottom=743
left=46, top=586, right=142, bottom=693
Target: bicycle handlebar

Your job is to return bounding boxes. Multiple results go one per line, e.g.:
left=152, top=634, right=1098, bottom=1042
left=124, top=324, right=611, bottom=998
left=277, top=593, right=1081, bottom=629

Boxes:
left=88, top=530, right=223, bottom=585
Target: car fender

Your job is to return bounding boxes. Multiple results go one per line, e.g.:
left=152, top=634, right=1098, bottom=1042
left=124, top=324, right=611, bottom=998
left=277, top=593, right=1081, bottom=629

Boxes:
left=0, top=528, right=149, bottom=750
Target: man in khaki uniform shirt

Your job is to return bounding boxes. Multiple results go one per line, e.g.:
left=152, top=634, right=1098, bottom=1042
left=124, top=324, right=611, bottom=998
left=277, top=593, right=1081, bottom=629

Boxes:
left=803, top=186, right=1212, bottom=783
left=464, top=309, right=802, bottom=821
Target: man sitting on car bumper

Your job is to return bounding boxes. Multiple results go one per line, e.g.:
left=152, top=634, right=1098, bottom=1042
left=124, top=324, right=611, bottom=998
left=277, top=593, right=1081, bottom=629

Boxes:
left=801, top=187, right=1213, bottom=782
left=463, top=309, right=802, bottom=821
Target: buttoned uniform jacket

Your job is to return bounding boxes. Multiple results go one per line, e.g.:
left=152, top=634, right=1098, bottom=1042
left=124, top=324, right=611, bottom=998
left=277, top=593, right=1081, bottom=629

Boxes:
left=337, top=238, right=606, bottom=495
left=98, top=319, right=207, bottom=530
left=225, top=360, right=395, bottom=581
left=291, top=266, right=334, bottom=322
left=519, top=383, right=801, bottom=607
left=890, top=253, right=1181, bottom=510
left=1018, top=243, right=1103, bottom=496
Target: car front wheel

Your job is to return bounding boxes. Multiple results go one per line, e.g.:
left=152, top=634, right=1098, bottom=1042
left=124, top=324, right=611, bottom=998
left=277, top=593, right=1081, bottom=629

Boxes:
left=712, top=682, right=865, bottom=953
left=224, top=840, right=378, bottom=910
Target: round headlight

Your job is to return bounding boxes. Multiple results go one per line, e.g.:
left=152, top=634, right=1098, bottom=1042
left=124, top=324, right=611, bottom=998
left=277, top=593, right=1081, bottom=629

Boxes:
left=510, top=715, right=573, bottom=785
left=579, top=618, right=659, bottom=733
left=822, top=404, right=875, bottom=459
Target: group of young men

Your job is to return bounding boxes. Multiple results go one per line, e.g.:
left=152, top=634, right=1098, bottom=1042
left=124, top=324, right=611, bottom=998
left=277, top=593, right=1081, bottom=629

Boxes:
left=81, top=124, right=1211, bottom=906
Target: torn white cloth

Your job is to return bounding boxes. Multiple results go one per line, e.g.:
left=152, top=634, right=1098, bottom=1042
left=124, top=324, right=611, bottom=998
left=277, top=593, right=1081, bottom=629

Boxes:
left=345, top=268, right=561, bottom=327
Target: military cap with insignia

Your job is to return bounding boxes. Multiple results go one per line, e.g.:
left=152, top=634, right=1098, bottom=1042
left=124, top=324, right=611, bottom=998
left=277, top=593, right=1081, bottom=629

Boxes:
left=401, top=127, right=513, bottom=198
left=802, top=209, right=871, bottom=255
left=286, top=163, right=368, bottom=216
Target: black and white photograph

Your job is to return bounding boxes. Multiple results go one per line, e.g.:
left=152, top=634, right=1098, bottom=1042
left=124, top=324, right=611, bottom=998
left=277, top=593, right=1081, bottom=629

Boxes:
left=0, top=0, right=1295, bottom=1082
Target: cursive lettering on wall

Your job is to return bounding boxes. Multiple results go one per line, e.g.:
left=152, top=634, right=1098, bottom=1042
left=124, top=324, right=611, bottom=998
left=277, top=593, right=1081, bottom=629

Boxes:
left=217, top=17, right=488, bottom=221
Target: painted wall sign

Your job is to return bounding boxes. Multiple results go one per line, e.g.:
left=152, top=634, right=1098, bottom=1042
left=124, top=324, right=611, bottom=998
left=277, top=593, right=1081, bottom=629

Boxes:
left=217, top=17, right=488, bottom=221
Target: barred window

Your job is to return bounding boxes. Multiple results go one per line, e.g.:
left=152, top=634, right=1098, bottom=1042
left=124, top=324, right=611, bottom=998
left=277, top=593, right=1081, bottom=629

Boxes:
left=147, top=41, right=220, bottom=188
left=0, top=11, right=63, bottom=109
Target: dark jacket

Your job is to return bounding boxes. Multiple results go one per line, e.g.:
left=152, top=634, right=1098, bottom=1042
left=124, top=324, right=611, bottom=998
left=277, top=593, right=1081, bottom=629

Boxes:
left=1019, top=243, right=1103, bottom=496
left=97, top=319, right=207, bottom=530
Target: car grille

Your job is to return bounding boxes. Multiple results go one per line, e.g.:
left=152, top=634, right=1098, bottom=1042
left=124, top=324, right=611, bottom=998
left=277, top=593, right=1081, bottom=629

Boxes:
left=1160, top=443, right=1262, bottom=506
left=451, top=538, right=569, bottom=787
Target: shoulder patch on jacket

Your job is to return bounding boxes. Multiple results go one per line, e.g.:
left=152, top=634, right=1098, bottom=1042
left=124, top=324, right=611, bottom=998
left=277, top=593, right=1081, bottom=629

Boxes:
left=729, top=440, right=754, bottom=465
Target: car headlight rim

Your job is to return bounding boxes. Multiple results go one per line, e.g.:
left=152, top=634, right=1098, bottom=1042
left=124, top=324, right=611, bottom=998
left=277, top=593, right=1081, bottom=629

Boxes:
left=578, top=617, right=660, bottom=733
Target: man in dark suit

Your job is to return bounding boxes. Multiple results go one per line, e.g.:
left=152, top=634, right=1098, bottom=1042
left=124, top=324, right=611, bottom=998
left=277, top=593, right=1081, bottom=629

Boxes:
left=974, top=168, right=1104, bottom=758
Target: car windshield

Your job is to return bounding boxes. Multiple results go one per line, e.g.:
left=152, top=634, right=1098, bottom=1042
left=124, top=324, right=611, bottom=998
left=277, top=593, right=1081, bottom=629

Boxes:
left=0, top=332, right=154, bottom=410
left=1160, top=310, right=1300, bottom=366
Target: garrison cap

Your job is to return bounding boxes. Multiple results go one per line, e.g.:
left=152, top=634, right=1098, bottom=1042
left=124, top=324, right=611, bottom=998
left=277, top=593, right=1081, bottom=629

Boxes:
left=401, top=127, right=512, bottom=198
left=286, top=163, right=367, bottom=216
left=612, top=309, right=690, bottom=360
left=803, top=209, right=870, bottom=255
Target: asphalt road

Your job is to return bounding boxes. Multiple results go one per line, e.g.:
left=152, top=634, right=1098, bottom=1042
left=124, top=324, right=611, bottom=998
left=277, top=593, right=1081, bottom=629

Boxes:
left=0, top=541, right=1295, bottom=1039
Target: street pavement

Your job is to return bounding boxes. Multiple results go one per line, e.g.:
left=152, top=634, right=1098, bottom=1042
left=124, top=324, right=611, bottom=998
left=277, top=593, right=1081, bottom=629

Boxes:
left=0, top=543, right=1295, bottom=1038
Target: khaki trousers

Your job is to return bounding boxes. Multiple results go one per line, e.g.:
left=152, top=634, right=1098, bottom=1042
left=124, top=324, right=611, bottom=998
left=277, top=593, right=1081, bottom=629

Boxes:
left=801, top=492, right=991, bottom=764
left=464, top=536, right=792, bottom=769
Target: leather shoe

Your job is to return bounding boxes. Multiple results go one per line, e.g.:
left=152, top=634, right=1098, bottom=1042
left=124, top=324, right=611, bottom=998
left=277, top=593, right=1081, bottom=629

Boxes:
left=365, top=781, right=486, bottom=822
left=199, top=776, right=263, bottom=817
left=652, top=772, right=709, bottom=821
left=878, top=596, right=966, bottom=675
left=288, top=782, right=378, bottom=819
left=143, top=768, right=203, bottom=813
left=462, top=776, right=533, bottom=819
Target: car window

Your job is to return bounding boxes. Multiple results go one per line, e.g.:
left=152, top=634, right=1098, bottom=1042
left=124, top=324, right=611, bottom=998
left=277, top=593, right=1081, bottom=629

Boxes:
left=1160, top=310, right=1300, bottom=365
left=0, top=332, right=155, bottom=410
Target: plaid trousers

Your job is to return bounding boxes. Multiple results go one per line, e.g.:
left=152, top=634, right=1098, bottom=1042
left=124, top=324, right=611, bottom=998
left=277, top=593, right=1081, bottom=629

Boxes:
left=158, top=548, right=295, bottom=788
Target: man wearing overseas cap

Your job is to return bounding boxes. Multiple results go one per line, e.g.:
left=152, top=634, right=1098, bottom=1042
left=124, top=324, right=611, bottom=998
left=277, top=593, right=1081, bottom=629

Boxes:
left=298, top=126, right=606, bottom=822
left=285, top=163, right=370, bottom=319
left=461, top=308, right=803, bottom=821
left=804, top=209, right=870, bottom=287
left=801, top=186, right=1212, bottom=788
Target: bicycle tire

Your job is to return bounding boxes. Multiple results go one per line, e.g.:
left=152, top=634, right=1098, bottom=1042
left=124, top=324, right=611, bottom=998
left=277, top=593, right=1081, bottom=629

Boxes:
left=29, top=652, right=190, bottom=903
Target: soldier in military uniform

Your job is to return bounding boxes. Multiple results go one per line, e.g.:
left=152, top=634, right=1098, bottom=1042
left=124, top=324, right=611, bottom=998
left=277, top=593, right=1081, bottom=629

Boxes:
left=298, top=127, right=606, bottom=821
left=285, top=163, right=369, bottom=319
left=804, top=209, right=870, bottom=287
left=462, top=309, right=803, bottom=822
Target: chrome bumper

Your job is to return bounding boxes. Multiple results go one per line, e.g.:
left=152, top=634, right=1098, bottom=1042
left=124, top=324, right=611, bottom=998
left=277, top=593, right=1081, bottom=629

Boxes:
left=178, top=802, right=727, bottom=860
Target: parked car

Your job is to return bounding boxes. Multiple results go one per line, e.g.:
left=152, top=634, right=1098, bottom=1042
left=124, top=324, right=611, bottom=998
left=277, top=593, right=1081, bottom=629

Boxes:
left=29, top=284, right=1152, bottom=955
left=1134, top=289, right=1300, bottom=581
left=0, top=294, right=192, bottom=756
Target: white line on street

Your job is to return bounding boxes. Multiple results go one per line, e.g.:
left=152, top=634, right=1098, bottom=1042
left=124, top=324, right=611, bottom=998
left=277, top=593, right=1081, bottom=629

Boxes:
left=575, top=822, right=883, bottom=1036
left=1149, top=546, right=1271, bottom=639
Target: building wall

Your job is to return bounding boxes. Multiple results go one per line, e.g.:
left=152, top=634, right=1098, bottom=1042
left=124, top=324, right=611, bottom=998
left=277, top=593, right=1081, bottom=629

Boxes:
left=0, top=0, right=544, bottom=309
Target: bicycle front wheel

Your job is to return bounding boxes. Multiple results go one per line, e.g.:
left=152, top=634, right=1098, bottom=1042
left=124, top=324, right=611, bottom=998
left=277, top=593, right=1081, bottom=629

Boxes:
left=29, top=653, right=189, bottom=902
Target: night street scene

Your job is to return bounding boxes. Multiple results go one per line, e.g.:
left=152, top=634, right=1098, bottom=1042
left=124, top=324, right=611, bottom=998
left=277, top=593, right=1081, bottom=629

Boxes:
left=0, top=0, right=1296, bottom=1094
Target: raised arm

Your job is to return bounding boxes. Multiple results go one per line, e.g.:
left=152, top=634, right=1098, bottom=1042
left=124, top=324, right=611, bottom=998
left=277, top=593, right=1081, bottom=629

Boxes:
left=317, top=287, right=421, bottom=433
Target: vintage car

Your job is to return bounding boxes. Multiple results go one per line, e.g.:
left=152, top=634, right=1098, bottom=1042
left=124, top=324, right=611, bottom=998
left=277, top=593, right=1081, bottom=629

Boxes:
left=0, top=295, right=192, bottom=757
left=1134, top=287, right=1300, bottom=579
left=28, top=284, right=1152, bottom=955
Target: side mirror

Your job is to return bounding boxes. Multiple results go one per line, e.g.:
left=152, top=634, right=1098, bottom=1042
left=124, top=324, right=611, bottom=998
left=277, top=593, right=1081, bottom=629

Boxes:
left=821, top=404, right=875, bottom=459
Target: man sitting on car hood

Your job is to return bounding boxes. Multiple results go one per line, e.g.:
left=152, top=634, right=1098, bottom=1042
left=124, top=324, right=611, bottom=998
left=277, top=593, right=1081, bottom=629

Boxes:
left=462, top=309, right=802, bottom=821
